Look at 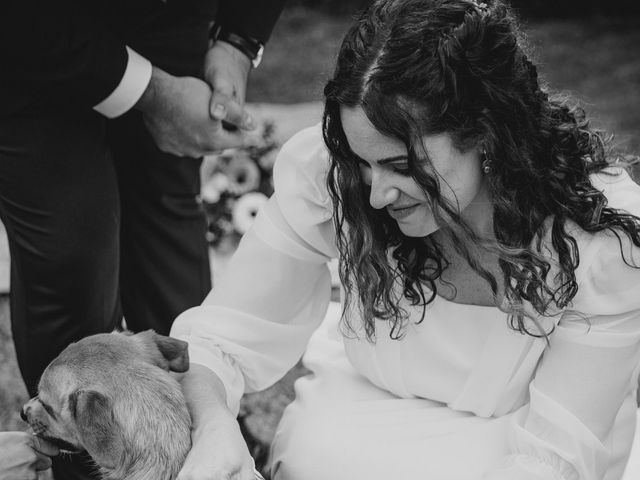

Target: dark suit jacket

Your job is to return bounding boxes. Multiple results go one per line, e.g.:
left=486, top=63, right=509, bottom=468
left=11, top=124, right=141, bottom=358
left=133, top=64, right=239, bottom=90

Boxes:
left=0, top=0, right=286, bottom=117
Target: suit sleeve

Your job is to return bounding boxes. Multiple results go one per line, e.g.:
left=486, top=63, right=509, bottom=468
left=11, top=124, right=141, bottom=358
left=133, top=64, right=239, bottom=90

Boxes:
left=1, top=0, right=131, bottom=110
left=215, top=0, right=288, bottom=43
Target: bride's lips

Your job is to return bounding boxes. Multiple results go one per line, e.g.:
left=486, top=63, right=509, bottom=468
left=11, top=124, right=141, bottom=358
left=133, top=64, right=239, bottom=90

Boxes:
left=387, top=203, right=421, bottom=220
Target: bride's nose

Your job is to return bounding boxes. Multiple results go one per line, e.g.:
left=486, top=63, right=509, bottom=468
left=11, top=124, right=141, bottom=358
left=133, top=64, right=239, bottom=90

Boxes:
left=369, top=172, right=400, bottom=209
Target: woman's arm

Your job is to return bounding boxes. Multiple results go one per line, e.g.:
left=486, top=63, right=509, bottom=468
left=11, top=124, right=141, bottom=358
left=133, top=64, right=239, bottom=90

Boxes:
left=176, top=364, right=256, bottom=480
left=172, top=126, right=334, bottom=479
left=484, top=231, right=640, bottom=480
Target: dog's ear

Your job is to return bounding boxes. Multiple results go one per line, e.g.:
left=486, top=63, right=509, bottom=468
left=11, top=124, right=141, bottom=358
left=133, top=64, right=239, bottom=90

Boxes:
left=134, top=330, right=190, bottom=372
left=152, top=332, right=190, bottom=372
left=69, top=390, right=123, bottom=469
left=138, top=330, right=189, bottom=372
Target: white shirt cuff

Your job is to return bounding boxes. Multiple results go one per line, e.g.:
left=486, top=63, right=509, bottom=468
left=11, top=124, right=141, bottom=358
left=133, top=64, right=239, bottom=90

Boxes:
left=172, top=334, right=246, bottom=416
left=93, top=46, right=152, bottom=119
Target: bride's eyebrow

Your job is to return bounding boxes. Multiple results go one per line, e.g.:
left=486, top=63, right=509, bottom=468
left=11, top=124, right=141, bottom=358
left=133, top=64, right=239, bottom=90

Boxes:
left=351, top=152, right=409, bottom=165
left=353, top=153, right=408, bottom=165
left=378, top=155, right=408, bottom=165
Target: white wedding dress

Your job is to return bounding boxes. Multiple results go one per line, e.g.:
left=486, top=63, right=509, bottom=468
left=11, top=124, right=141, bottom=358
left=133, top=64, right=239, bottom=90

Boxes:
left=172, top=125, right=640, bottom=480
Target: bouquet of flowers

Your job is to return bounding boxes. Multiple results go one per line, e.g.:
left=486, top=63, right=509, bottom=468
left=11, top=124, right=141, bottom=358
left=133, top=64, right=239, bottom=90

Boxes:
left=200, top=120, right=279, bottom=246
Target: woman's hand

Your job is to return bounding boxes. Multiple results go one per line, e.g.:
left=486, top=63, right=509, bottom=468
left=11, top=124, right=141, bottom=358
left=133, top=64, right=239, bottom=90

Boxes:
left=176, top=364, right=258, bottom=480
left=0, top=431, right=59, bottom=480
left=177, top=412, right=257, bottom=480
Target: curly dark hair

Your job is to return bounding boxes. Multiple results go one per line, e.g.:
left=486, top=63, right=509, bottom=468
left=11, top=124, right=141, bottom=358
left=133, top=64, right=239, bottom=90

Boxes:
left=323, top=0, right=640, bottom=340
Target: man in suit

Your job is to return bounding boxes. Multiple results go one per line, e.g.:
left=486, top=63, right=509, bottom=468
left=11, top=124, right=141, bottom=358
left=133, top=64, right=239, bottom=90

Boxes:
left=0, top=1, right=286, bottom=478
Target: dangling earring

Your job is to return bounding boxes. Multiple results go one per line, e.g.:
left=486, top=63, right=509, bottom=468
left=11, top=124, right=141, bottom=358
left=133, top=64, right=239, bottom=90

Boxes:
left=481, top=149, right=493, bottom=175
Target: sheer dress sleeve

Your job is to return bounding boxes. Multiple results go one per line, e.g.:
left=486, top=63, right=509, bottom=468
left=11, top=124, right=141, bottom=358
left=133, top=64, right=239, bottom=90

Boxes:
left=485, top=170, right=640, bottom=480
left=171, top=125, right=337, bottom=415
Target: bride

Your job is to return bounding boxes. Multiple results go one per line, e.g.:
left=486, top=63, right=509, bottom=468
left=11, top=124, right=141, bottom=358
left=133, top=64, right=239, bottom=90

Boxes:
left=171, top=1, right=640, bottom=479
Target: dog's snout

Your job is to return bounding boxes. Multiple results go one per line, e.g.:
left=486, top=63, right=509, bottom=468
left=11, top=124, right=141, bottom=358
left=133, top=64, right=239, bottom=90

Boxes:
left=21, top=398, right=38, bottom=423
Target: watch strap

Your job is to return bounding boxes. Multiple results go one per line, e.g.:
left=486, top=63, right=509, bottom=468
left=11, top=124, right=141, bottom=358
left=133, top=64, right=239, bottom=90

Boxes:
left=210, top=25, right=265, bottom=68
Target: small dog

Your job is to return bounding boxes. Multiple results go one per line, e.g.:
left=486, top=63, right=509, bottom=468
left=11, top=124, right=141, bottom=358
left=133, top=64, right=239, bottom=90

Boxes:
left=21, top=330, right=192, bottom=480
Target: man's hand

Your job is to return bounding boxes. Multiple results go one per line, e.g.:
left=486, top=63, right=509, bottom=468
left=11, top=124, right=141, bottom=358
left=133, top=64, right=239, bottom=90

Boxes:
left=135, top=67, right=253, bottom=158
left=204, top=41, right=255, bottom=127
left=0, top=431, right=59, bottom=480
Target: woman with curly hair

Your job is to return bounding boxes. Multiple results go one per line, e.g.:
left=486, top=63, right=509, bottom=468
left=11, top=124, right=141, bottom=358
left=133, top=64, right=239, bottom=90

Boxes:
left=170, top=1, right=640, bottom=479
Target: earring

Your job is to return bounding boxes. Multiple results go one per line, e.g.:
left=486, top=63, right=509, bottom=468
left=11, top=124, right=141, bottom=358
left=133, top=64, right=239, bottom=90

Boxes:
left=481, top=150, right=492, bottom=175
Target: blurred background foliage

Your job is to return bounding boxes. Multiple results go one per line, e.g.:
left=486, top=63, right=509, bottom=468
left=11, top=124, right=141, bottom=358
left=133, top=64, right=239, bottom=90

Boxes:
left=248, top=2, right=640, bottom=154
left=284, top=0, right=640, bottom=17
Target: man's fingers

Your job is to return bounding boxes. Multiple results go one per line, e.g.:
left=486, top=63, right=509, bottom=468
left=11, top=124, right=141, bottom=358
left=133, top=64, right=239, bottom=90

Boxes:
left=30, top=436, right=60, bottom=458
left=33, top=452, right=53, bottom=471
left=211, top=77, right=238, bottom=102
left=211, top=102, right=227, bottom=122
left=209, top=92, right=255, bottom=131
left=203, top=127, right=246, bottom=153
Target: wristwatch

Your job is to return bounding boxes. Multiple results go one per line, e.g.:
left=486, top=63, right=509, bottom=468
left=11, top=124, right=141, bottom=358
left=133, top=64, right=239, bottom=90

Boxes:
left=209, top=24, right=265, bottom=69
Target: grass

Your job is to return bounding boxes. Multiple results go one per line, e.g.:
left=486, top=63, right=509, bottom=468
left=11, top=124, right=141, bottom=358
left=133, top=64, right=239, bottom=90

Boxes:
left=0, top=6, right=639, bottom=472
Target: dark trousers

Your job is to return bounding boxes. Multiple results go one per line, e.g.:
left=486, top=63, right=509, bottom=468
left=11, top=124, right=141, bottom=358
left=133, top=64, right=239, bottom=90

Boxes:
left=0, top=7, right=213, bottom=479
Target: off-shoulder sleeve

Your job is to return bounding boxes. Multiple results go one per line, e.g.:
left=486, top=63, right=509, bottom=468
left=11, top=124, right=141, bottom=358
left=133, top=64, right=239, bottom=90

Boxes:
left=485, top=170, right=640, bottom=480
left=171, top=125, right=337, bottom=415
